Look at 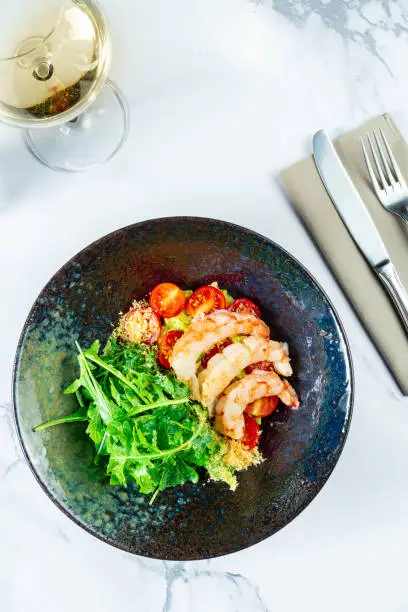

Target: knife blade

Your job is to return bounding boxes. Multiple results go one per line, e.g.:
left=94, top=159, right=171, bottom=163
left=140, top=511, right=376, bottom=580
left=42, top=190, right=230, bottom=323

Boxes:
left=313, top=130, right=389, bottom=268
left=313, top=129, right=408, bottom=335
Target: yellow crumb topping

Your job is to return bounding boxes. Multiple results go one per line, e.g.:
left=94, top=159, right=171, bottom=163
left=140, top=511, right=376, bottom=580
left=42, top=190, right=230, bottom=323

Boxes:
left=207, top=438, right=263, bottom=491
left=114, top=300, right=152, bottom=344
left=224, top=439, right=263, bottom=470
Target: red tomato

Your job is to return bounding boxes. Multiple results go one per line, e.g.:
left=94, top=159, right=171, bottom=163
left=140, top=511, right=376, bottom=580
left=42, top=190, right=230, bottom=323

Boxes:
left=245, top=361, right=274, bottom=375
left=245, top=396, right=279, bottom=418
left=157, top=330, right=184, bottom=369
left=150, top=283, right=186, bottom=318
left=241, top=414, right=261, bottom=450
left=186, top=286, right=227, bottom=317
left=201, top=339, right=233, bottom=369
left=123, top=306, right=162, bottom=344
left=228, top=298, right=261, bottom=318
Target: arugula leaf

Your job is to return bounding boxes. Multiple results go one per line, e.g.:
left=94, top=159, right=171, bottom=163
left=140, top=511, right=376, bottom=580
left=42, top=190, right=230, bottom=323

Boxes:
left=34, top=339, right=236, bottom=501
left=76, top=342, right=115, bottom=425
left=160, top=457, right=199, bottom=489
left=33, top=407, right=88, bottom=432
left=86, top=402, right=105, bottom=446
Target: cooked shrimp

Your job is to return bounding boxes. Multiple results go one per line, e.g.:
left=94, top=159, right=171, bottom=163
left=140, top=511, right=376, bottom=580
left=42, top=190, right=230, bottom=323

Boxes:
left=214, top=371, right=284, bottom=440
left=272, top=341, right=293, bottom=377
left=198, top=336, right=287, bottom=412
left=278, top=379, right=300, bottom=409
left=169, top=311, right=270, bottom=398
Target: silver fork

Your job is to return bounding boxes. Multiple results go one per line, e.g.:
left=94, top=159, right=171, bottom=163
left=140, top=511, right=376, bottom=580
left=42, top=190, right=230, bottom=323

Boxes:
left=361, top=128, right=408, bottom=224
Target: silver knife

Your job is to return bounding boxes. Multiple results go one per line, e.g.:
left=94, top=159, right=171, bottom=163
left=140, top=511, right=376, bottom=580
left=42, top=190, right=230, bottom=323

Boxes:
left=313, top=129, right=408, bottom=335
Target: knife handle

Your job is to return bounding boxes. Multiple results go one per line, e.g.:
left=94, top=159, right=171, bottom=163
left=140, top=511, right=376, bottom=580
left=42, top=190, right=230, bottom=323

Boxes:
left=376, top=261, right=408, bottom=335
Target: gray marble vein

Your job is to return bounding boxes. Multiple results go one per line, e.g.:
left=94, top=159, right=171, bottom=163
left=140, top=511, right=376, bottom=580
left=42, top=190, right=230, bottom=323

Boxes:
left=0, top=401, right=24, bottom=477
left=162, top=562, right=269, bottom=612
left=163, top=562, right=185, bottom=612
left=254, top=0, right=408, bottom=73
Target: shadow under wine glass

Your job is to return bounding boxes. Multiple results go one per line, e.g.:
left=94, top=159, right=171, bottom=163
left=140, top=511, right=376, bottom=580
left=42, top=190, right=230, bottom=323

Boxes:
left=0, top=0, right=129, bottom=172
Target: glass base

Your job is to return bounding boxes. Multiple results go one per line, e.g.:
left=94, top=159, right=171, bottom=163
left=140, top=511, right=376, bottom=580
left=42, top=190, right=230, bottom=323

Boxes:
left=24, top=80, right=129, bottom=172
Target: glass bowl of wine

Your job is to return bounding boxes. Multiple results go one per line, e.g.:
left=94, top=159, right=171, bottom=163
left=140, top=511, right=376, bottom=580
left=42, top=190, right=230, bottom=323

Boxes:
left=0, top=0, right=128, bottom=171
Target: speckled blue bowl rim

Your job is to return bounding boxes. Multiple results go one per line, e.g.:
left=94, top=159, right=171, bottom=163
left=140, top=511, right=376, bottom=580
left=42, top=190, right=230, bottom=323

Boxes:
left=12, top=216, right=354, bottom=559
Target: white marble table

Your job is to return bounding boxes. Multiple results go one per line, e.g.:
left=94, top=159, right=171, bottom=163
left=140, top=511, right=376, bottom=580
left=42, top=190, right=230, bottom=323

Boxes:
left=2, top=1, right=408, bottom=610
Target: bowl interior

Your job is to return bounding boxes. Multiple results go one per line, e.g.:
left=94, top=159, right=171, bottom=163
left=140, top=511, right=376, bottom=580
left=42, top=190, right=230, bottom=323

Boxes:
left=13, top=217, right=353, bottom=560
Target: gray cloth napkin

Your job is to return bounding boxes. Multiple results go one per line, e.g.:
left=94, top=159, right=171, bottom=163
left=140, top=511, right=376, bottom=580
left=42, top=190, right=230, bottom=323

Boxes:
left=280, top=113, right=408, bottom=395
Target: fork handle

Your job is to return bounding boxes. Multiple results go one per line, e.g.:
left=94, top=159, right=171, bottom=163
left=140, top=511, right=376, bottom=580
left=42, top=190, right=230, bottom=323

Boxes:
left=376, top=261, right=408, bottom=335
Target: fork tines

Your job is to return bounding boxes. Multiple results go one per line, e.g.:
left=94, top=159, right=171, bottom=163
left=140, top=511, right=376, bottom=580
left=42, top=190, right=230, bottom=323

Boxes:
left=361, top=128, right=407, bottom=200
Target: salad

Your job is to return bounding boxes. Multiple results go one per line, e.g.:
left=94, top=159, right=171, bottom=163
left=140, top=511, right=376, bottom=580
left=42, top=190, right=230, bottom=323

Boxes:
left=35, top=282, right=299, bottom=502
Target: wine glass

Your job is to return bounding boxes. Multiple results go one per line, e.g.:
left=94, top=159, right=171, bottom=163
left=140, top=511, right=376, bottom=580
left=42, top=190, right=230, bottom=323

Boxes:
left=0, top=0, right=128, bottom=172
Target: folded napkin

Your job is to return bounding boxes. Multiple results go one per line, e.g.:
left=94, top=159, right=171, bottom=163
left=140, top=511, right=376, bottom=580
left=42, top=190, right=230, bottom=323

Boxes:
left=280, top=114, right=408, bottom=395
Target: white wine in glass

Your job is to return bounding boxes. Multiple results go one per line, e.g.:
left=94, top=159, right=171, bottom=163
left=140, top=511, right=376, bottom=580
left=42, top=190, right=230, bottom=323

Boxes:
left=0, top=0, right=128, bottom=171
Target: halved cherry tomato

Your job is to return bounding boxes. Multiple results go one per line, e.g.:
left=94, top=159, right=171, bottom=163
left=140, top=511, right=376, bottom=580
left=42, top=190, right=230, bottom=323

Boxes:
left=123, top=306, right=162, bottom=344
left=158, top=330, right=184, bottom=369
left=150, top=283, right=186, bottom=318
left=228, top=298, right=261, bottom=318
left=245, top=396, right=279, bottom=418
left=186, top=286, right=227, bottom=317
left=242, top=414, right=261, bottom=450
left=201, top=339, right=233, bottom=369
left=245, top=361, right=274, bottom=375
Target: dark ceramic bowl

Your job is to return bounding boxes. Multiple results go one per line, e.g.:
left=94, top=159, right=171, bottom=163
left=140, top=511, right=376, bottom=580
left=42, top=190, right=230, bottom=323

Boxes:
left=13, top=217, right=353, bottom=560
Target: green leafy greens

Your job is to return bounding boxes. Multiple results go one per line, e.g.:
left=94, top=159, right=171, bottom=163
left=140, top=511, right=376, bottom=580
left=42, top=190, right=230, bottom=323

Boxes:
left=34, top=340, right=237, bottom=501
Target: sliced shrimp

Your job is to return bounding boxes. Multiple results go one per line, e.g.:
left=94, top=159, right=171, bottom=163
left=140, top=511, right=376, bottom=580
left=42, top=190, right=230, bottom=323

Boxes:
left=278, top=379, right=300, bottom=409
left=249, top=362, right=299, bottom=409
left=273, top=341, right=293, bottom=377
left=169, top=310, right=270, bottom=398
left=198, top=336, right=288, bottom=412
left=214, top=371, right=284, bottom=440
